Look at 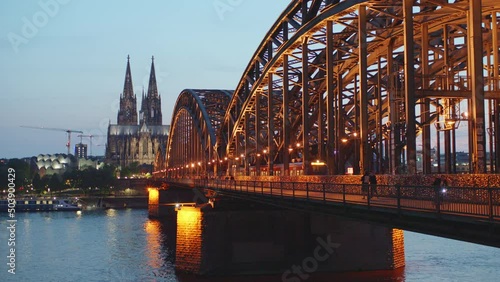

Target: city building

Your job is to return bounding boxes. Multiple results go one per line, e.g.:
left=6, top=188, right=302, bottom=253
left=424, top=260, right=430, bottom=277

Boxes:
left=35, top=154, right=77, bottom=176
left=75, top=143, right=88, bottom=159
left=105, top=56, right=169, bottom=168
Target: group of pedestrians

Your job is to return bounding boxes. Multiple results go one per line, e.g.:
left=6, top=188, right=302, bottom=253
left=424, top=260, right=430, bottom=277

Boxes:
left=359, top=172, right=449, bottom=203
left=361, top=171, right=378, bottom=199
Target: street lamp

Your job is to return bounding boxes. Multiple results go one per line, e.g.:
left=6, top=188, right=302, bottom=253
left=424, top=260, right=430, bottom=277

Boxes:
left=262, top=149, right=270, bottom=175
left=341, top=132, right=361, bottom=174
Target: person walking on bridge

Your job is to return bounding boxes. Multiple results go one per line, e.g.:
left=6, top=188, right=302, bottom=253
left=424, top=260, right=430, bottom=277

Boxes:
left=369, top=171, right=378, bottom=199
left=361, top=171, right=370, bottom=199
left=432, top=176, right=447, bottom=206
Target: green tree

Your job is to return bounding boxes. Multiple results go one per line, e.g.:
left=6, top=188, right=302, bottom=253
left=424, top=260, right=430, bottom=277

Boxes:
left=0, top=158, right=31, bottom=190
left=49, top=174, right=64, bottom=192
left=32, top=174, right=43, bottom=193
left=39, top=175, right=50, bottom=195
left=120, top=162, right=140, bottom=178
left=62, top=170, right=82, bottom=189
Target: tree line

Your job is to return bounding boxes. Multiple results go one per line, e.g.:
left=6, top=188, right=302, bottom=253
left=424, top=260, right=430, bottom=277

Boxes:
left=0, top=159, right=144, bottom=196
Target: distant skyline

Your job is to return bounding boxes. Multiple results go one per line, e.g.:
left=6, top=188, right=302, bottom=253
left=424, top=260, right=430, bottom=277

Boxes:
left=0, top=0, right=290, bottom=158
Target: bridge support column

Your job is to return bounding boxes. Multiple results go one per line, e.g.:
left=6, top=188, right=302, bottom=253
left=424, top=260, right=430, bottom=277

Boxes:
left=421, top=23, right=432, bottom=174
left=268, top=73, right=274, bottom=175
left=244, top=111, right=250, bottom=176
left=148, top=187, right=206, bottom=218
left=175, top=204, right=405, bottom=276
left=326, top=20, right=335, bottom=175
left=403, top=0, right=417, bottom=174
left=387, top=40, right=399, bottom=174
left=256, top=91, right=262, bottom=176
left=358, top=5, right=369, bottom=174
left=468, top=0, right=487, bottom=173
left=302, top=37, right=310, bottom=175
left=493, top=12, right=500, bottom=173
left=283, top=55, right=291, bottom=176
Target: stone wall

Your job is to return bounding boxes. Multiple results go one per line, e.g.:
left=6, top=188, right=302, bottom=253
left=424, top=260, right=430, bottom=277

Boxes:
left=175, top=206, right=405, bottom=276
left=391, top=229, right=405, bottom=269
left=175, top=206, right=203, bottom=273
left=308, top=214, right=405, bottom=272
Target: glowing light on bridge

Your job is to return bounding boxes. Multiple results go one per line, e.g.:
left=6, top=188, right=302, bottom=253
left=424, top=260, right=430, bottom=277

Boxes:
left=148, top=188, right=159, bottom=206
left=311, top=160, right=326, bottom=166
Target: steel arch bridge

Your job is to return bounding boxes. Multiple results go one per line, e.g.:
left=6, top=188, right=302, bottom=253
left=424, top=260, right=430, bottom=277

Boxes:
left=166, top=0, right=500, bottom=178
left=166, top=89, right=232, bottom=177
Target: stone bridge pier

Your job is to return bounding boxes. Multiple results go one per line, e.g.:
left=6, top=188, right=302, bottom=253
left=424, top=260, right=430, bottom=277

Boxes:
left=171, top=197, right=405, bottom=277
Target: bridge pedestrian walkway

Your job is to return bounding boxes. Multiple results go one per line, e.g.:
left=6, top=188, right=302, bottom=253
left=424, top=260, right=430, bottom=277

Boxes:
left=166, top=178, right=500, bottom=247
left=192, top=179, right=500, bottom=221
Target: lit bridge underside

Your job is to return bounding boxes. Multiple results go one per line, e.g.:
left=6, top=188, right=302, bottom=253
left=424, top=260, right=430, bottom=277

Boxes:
left=165, top=0, right=500, bottom=177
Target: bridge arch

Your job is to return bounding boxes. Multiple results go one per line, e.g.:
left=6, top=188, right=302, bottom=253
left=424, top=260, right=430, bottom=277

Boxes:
left=220, top=0, right=500, bottom=177
left=166, top=89, right=232, bottom=178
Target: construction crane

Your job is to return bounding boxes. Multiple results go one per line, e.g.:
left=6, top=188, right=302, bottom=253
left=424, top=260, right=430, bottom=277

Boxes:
left=21, top=126, right=84, bottom=155
left=77, top=134, right=106, bottom=157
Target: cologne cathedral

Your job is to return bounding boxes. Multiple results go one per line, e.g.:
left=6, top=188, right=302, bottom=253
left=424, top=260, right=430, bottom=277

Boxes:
left=105, top=56, right=169, bottom=168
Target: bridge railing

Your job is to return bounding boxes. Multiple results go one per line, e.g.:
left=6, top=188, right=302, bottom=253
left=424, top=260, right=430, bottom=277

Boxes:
left=183, top=179, right=500, bottom=221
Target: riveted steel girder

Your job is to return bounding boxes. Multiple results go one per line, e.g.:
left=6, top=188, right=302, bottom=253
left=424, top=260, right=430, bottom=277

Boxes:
left=166, top=89, right=232, bottom=177
left=164, top=1, right=500, bottom=176
left=218, top=0, right=500, bottom=176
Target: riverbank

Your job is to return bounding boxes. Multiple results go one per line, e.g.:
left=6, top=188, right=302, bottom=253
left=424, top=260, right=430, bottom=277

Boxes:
left=77, top=196, right=148, bottom=209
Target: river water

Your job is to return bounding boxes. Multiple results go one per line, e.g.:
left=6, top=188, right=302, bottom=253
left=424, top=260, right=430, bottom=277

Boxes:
left=1, top=209, right=499, bottom=281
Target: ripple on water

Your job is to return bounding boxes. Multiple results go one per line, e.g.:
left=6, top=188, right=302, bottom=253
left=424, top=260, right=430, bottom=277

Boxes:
left=2, top=211, right=499, bottom=282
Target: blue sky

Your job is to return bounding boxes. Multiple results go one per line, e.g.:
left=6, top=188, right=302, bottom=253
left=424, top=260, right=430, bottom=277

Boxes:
left=0, top=0, right=290, bottom=158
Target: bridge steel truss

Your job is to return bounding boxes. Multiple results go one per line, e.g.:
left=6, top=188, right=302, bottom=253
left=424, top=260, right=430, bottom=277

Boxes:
left=164, top=1, right=500, bottom=178
left=166, top=89, right=232, bottom=178
left=218, top=0, right=500, bottom=176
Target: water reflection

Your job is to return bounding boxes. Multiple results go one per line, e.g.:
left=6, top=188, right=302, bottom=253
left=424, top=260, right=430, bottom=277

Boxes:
left=2, top=209, right=499, bottom=282
left=106, top=208, right=118, bottom=217
left=145, top=220, right=163, bottom=269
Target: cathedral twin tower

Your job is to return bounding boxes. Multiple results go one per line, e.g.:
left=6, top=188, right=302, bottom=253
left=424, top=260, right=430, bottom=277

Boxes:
left=118, top=55, right=162, bottom=126
left=106, top=56, right=170, bottom=167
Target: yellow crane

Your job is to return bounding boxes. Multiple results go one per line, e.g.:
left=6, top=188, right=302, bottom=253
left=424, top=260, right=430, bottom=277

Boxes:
left=21, top=126, right=84, bottom=155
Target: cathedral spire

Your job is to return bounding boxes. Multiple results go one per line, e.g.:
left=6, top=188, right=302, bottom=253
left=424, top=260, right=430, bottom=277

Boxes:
left=140, top=87, right=147, bottom=126
left=123, top=55, right=134, bottom=99
left=117, top=55, right=138, bottom=125
left=140, top=55, right=162, bottom=126
left=147, top=56, right=158, bottom=98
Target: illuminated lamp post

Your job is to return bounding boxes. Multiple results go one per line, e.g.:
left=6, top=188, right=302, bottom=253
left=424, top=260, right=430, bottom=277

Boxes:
left=311, top=159, right=327, bottom=175
left=262, top=149, right=268, bottom=176
left=341, top=132, right=361, bottom=175
left=256, top=153, right=261, bottom=176
left=234, top=157, right=240, bottom=176
left=239, top=153, right=246, bottom=176
left=292, top=143, right=302, bottom=164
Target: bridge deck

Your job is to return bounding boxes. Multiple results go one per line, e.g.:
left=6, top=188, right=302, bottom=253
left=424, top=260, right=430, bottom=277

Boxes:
left=166, top=179, right=500, bottom=247
left=196, top=179, right=500, bottom=219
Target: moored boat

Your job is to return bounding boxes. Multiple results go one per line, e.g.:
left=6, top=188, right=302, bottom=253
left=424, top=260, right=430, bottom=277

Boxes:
left=0, top=197, right=80, bottom=212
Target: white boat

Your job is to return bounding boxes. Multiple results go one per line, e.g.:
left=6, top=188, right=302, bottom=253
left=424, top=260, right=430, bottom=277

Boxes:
left=0, top=198, right=80, bottom=212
